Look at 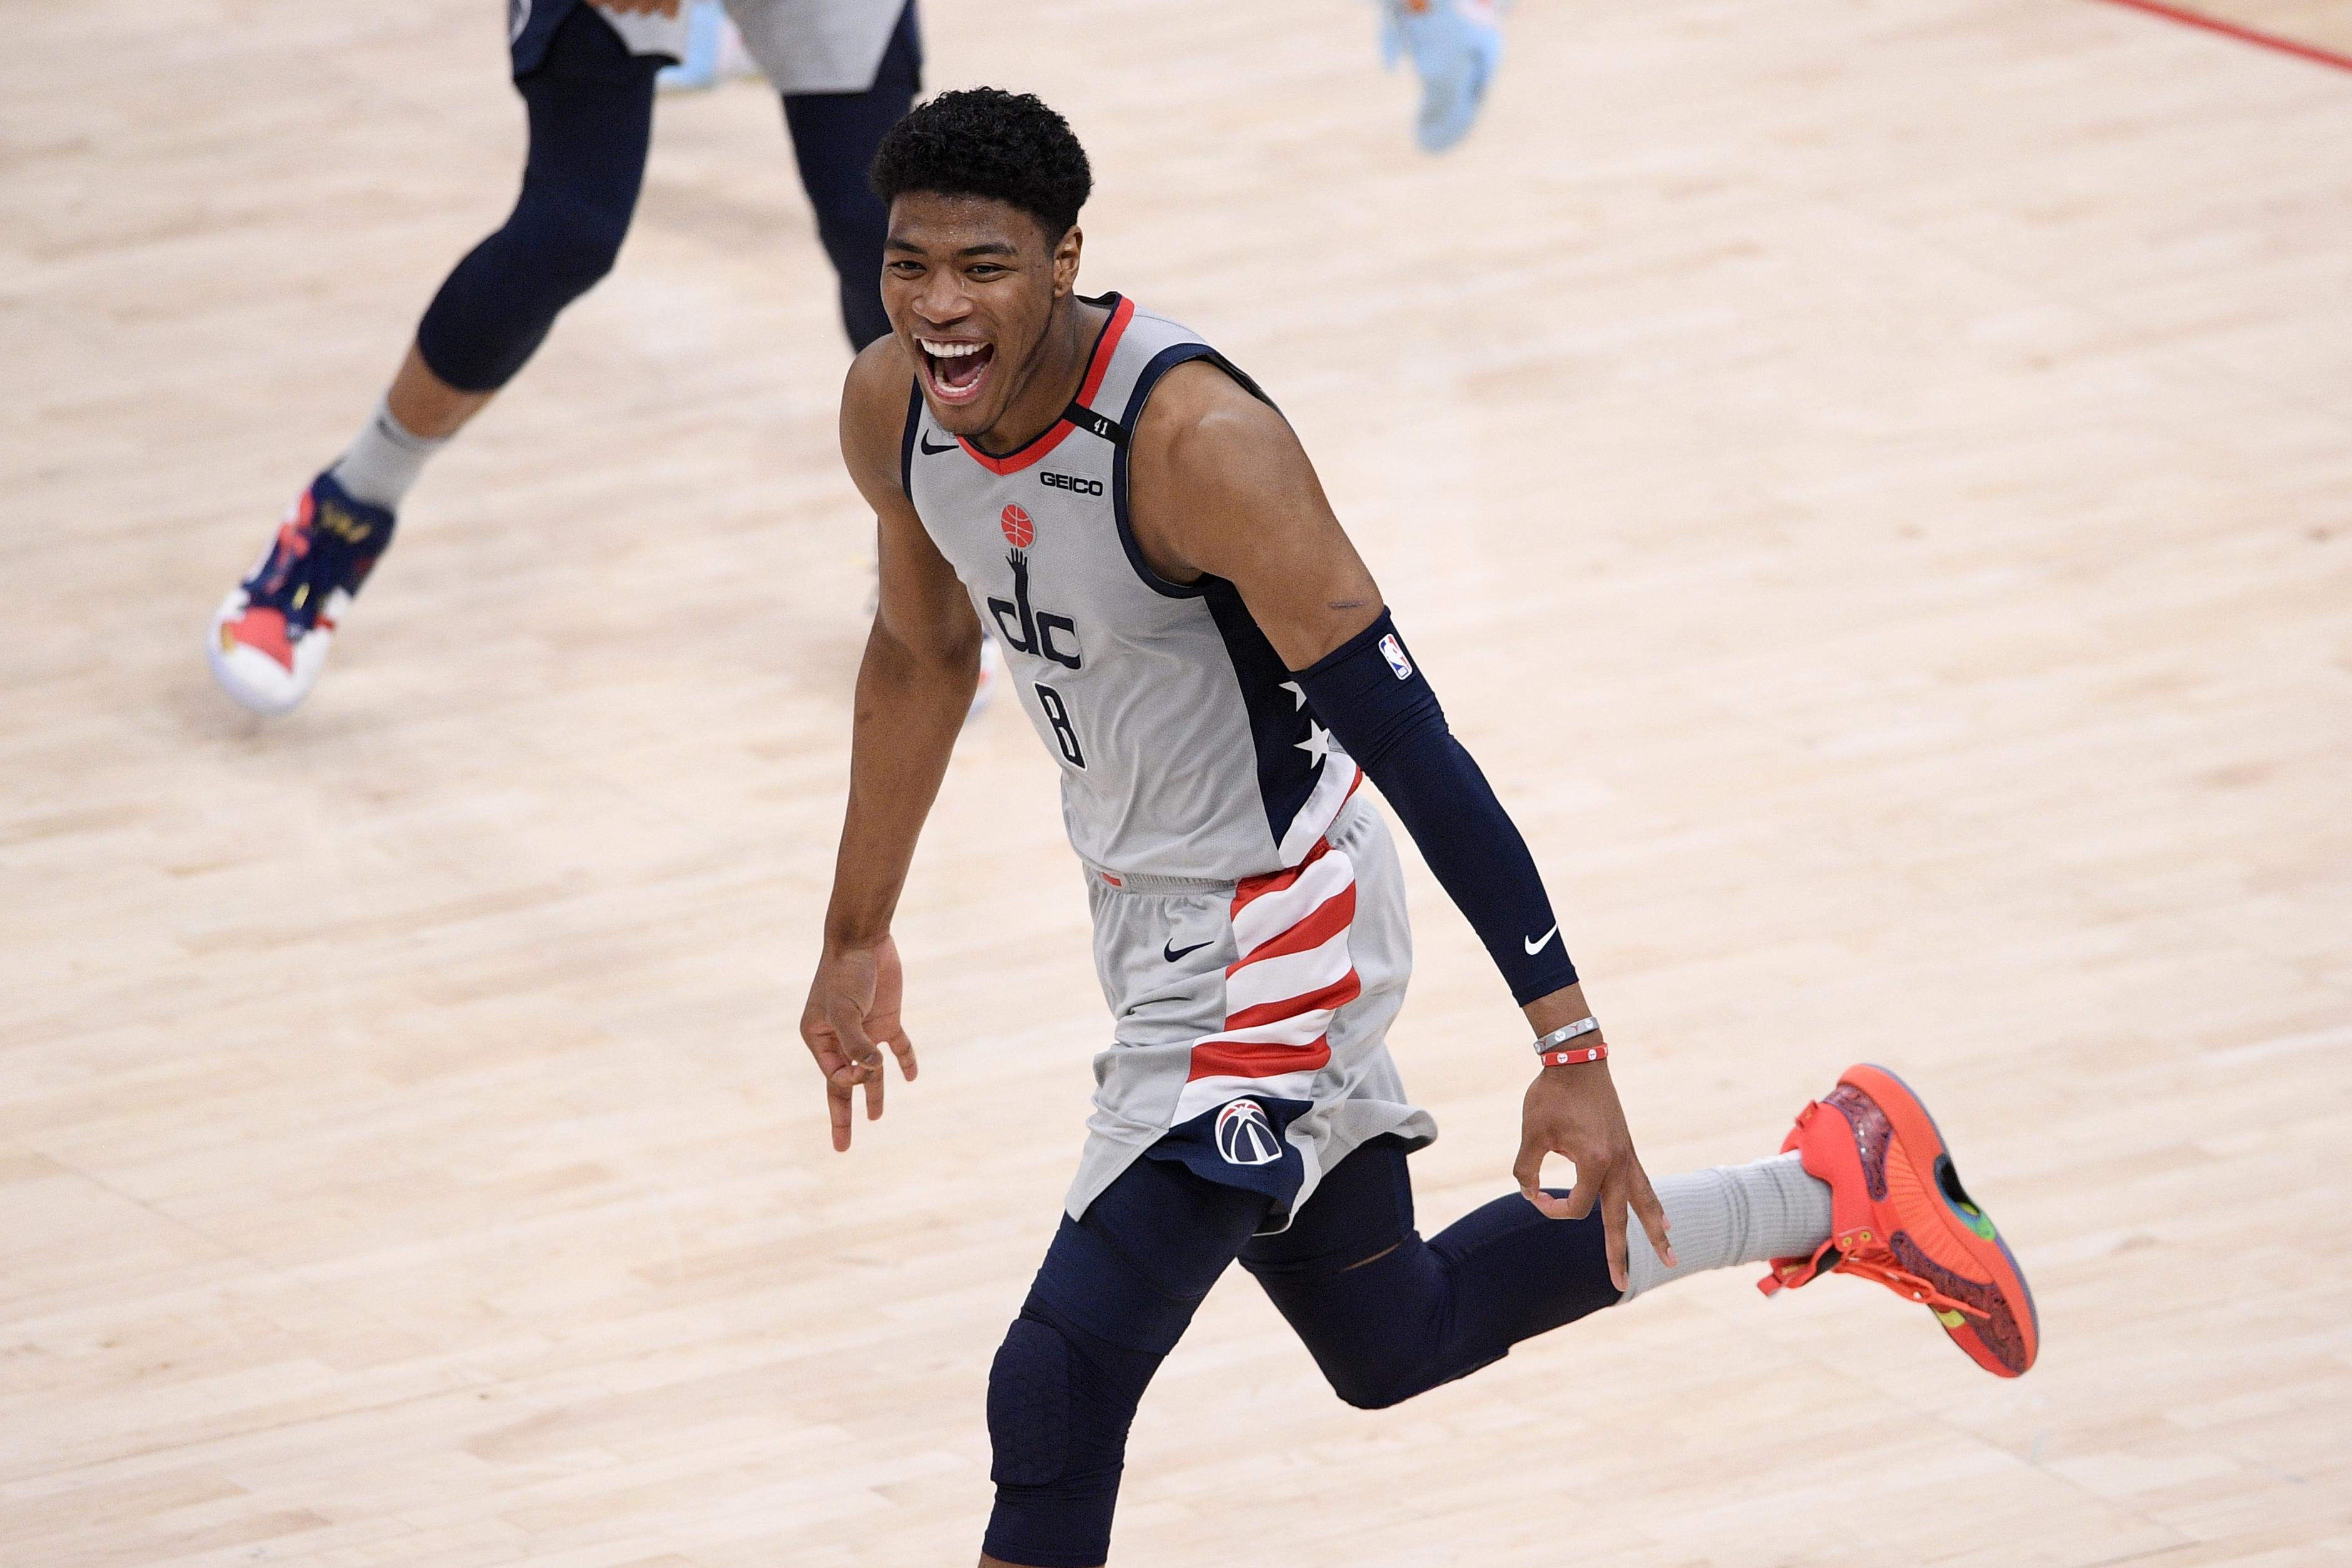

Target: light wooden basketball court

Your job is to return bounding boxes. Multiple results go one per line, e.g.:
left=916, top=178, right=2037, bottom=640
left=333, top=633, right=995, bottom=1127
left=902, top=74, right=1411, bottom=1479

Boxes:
left=5, top=0, right=2349, bottom=1562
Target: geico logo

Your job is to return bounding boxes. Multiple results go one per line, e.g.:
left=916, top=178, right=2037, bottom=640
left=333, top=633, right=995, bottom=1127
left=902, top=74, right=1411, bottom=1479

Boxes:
left=1040, top=471, right=1104, bottom=495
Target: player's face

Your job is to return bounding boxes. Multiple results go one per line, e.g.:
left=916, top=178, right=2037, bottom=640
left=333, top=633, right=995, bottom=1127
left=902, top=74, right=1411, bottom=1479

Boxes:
left=882, top=193, right=1079, bottom=437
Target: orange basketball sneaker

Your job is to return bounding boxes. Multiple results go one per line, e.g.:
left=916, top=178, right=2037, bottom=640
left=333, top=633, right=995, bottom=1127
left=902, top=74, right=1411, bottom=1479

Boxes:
left=1760, top=1064, right=2039, bottom=1377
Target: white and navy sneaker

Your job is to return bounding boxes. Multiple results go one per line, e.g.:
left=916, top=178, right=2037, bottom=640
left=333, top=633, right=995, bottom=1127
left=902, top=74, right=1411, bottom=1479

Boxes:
left=206, top=471, right=394, bottom=716
left=1380, top=0, right=1505, bottom=154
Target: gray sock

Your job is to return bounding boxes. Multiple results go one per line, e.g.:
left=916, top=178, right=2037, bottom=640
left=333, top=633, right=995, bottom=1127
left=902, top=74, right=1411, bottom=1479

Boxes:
left=1621, top=1151, right=1833, bottom=1300
left=328, top=397, right=445, bottom=510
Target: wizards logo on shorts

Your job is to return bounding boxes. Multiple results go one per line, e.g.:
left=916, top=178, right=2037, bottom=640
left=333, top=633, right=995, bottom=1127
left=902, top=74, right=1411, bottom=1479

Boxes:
left=1155, top=1089, right=1309, bottom=1211
left=1214, top=1098, right=1282, bottom=1167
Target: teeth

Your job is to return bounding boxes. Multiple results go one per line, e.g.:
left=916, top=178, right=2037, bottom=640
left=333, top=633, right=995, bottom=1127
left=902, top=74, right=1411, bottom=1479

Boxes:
left=920, top=339, right=985, bottom=357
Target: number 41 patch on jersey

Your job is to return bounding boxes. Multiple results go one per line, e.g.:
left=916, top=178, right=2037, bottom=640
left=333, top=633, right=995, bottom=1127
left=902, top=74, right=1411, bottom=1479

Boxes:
left=1379, top=633, right=1413, bottom=680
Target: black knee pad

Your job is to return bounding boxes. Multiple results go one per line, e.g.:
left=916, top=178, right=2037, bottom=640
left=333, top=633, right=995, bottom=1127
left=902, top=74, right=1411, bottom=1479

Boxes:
left=983, top=1306, right=1159, bottom=1568
left=504, top=189, right=632, bottom=302
left=987, top=1315, right=1074, bottom=1490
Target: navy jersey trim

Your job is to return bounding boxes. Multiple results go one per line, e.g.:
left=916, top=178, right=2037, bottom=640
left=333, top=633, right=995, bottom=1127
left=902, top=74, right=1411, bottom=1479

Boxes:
left=1109, top=345, right=1276, bottom=601
left=957, top=292, right=1128, bottom=474
left=1199, top=576, right=1332, bottom=859
left=897, top=380, right=922, bottom=497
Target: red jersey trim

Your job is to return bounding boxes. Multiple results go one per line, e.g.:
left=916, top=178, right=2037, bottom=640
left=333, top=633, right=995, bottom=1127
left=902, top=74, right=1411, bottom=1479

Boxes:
left=957, top=296, right=1137, bottom=476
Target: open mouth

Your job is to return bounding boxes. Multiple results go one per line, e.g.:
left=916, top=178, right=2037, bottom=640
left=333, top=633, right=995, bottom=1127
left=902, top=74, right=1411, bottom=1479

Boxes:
left=918, top=336, right=995, bottom=405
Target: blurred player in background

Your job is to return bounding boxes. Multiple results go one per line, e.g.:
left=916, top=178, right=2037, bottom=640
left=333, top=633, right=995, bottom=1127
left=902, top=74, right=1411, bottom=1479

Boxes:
left=1381, top=0, right=1504, bottom=153
left=208, top=0, right=920, bottom=715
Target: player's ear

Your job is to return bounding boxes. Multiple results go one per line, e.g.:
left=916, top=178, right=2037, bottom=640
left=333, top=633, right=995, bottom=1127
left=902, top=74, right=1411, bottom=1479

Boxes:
left=1052, top=226, right=1083, bottom=296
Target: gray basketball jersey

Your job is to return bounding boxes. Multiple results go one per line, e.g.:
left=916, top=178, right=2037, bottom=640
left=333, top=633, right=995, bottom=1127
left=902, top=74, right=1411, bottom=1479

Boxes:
left=904, top=295, right=1362, bottom=883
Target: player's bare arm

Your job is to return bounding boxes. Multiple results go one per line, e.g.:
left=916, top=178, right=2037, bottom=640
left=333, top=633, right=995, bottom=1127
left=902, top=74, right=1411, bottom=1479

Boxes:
left=800, top=340, right=984, bottom=1152
left=1126, top=362, right=1674, bottom=1288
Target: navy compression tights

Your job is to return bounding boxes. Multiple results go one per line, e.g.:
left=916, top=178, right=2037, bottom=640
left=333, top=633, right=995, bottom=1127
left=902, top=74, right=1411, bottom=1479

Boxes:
left=982, top=1139, right=1624, bottom=1567
left=415, top=6, right=661, bottom=392
left=415, top=2, right=918, bottom=392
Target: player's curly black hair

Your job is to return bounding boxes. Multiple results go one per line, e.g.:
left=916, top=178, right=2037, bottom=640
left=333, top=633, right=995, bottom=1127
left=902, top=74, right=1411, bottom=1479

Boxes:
left=868, top=87, right=1092, bottom=240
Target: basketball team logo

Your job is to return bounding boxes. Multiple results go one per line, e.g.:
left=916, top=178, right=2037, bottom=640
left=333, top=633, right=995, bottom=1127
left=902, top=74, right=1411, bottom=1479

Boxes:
left=1214, top=1098, right=1281, bottom=1166
left=1000, top=503, right=1035, bottom=547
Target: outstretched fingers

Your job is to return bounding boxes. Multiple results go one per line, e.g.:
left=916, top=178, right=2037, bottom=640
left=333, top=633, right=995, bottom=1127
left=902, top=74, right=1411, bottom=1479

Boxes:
left=1629, top=1161, right=1676, bottom=1270
left=854, top=1024, right=917, bottom=1121
left=815, top=1004, right=887, bottom=1148
left=827, top=1073, right=856, bottom=1152
left=882, top=1023, right=919, bottom=1082
left=1601, top=1175, right=1632, bottom=1292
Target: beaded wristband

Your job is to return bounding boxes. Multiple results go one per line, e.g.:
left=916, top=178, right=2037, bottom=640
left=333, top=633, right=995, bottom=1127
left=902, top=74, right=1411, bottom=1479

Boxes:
left=1539, top=1041, right=1609, bottom=1067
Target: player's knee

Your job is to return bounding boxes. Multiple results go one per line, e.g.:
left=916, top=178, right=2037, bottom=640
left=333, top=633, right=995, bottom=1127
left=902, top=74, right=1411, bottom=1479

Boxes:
left=983, top=1310, right=1145, bottom=1566
left=987, top=1314, right=1079, bottom=1489
left=507, top=189, right=631, bottom=303
left=1323, top=1358, right=1422, bottom=1411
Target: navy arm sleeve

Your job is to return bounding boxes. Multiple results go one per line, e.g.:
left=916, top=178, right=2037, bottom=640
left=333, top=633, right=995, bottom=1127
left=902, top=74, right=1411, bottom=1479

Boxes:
left=1291, top=611, right=1578, bottom=1005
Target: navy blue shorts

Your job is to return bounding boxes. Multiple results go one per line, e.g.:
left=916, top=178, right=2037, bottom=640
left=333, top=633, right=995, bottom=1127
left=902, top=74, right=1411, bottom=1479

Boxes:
left=509, top=0, right=680, bottom=79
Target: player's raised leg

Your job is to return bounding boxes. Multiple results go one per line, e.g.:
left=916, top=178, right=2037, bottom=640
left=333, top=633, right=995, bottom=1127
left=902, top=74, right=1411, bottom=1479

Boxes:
left=1242, top=1066, right=2035, bottom=1424
left=1236, top=1134, right=1824, bottom=1408
left=208, top=2, right=673, bottom=714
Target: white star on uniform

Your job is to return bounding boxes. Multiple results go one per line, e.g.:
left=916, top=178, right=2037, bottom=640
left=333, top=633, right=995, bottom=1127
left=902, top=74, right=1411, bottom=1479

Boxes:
left=1295, top=721, right=1336, bottom=763
left=1280, top=681, right=1308, bottom=711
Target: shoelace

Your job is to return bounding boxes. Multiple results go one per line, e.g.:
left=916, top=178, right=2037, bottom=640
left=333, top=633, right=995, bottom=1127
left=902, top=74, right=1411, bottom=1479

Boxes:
left=247, top=508, right=379, bottom=628
left=1828, top=1246, right=1989, bottom=1320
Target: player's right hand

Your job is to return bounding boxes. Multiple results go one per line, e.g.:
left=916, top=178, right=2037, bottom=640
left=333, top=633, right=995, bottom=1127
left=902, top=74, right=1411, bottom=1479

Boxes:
left=1514, top=1059, right=1674, bottom=1292
left=799, top=936, right=919, bottom=1151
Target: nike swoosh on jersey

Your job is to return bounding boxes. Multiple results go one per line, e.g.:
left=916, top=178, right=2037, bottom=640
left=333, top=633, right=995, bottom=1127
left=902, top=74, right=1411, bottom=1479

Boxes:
left=1164, top=939, right=1212, bottom=963
left=1524, top=925, right=1559, bottom=955
left=918, top=432, right=958, bottom=456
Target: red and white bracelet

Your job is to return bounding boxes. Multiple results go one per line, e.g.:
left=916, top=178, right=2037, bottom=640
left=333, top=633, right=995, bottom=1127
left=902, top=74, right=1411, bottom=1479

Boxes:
left=1534, top=1016, right=1607, bottom=1067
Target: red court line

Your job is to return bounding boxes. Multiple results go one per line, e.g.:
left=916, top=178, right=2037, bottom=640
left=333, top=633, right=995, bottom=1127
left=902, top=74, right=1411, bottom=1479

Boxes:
left=2089, top=0, right=2352, bottom=74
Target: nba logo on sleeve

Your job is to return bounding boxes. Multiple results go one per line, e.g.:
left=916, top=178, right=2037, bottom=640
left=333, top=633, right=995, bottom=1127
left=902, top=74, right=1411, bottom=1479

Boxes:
left=1214, top=1098, right=1282, bottom=1166
left=1378, top=634, right=1413, bottom=680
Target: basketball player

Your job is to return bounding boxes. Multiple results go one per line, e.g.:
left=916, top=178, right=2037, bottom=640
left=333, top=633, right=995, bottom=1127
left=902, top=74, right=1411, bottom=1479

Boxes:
left=802, top=89, right=2039, bottom=1567
left=207, top=0, right=920, bottom=715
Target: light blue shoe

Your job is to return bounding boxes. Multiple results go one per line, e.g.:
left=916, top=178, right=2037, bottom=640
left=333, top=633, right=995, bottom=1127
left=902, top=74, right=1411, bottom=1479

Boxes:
left=1380, top=0, right=1505, bottom=155
left=657, top=0, right=733, bottom=92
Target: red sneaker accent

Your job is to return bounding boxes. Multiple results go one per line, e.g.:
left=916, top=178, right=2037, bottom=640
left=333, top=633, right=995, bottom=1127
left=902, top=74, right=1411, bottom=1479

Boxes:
left=1759, top=1064, right=2039, bottom=1377
left=222, top=606, right=296, bottom=671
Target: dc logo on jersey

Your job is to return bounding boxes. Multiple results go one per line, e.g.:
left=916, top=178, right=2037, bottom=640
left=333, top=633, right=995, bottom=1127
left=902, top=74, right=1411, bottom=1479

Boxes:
left=989, top=549, right=1082, bottom=669
left=1215, top=1098, right=1282, bottom=1166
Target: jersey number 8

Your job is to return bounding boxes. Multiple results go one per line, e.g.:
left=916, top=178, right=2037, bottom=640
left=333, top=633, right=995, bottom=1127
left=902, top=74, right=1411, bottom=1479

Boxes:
left=1034, top=682, right=1086, bottom=771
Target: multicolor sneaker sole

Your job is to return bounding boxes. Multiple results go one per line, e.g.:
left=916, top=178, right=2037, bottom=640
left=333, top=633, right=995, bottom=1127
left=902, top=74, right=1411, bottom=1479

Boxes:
left=1762, top=1064, right=2039, bottom=1378
left=206, top=471, right=391, bottom=716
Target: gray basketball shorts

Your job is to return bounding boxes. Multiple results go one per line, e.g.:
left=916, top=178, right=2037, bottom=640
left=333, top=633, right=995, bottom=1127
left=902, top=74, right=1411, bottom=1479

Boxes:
left=1065, top=791, right=1438, bottom=1233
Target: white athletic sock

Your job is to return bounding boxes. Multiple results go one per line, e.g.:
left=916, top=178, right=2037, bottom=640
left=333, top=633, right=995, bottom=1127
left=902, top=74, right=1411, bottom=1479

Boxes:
left=1621, top=1151, right=1832, bottom=1300
left=328, top=397, right=446, bottom=511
